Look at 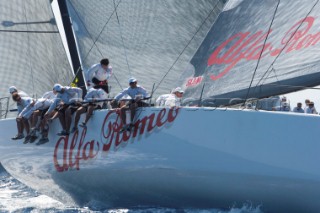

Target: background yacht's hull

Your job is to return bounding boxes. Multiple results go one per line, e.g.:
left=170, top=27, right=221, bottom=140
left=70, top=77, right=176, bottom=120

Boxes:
left=0, top=107, right=319, bottom=212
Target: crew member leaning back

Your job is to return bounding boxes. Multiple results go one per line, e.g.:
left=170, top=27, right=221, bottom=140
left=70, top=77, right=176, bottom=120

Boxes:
left=85, top=58, right=112, bottom=94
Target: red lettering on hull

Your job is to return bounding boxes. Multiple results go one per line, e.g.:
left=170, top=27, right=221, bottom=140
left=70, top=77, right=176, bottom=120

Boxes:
left=53, top=128, right=99, bottom=172
left=53, top=108, right=180, bottom=172
left=101, top=107, right=180, bottom=152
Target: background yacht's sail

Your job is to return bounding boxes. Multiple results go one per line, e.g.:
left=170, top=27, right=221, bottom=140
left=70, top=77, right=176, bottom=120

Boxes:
left=0, top=0, right=74, bottom=117
left=64, top=0, right=226, bottom=98
left=182, top=0, right=320, bottom=106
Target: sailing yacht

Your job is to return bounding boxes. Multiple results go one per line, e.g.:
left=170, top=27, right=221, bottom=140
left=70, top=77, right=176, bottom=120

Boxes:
left=0, top=0, right=320, bottom=212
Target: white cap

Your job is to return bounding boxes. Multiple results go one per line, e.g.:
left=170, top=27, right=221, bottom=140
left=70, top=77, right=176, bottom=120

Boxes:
left=53, top=83, right=63, bottom=92
left=128, top=77, right=137, bottom=83
left=9, top=86, right=17, bottom=94
left=172, top=87, right=184, bottom=93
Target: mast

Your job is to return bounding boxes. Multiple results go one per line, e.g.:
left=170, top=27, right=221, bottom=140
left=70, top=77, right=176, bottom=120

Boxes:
left=57, top=0, right=86, bottom=96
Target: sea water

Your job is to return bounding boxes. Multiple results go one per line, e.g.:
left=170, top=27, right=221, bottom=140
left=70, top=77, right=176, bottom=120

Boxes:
left=0, top=165, right=263, bottom=213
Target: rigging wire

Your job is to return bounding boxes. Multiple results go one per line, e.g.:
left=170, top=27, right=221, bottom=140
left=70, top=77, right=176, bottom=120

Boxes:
left=0, top=30, right=59, bottom=33
left=270, top=67, right=280, bottom=83
left=0, top=97, right=10, bottom=119
left=244, top=0, right=280, bottom=103
left=66, top=0, right=123, bottom=90
left=253, top=0, right=319, bottom=93
left=153, top=1, right=221, bottom=93
left=198, top=83, right=206, bottom=107
left=113, top=0, right=132, bottom=77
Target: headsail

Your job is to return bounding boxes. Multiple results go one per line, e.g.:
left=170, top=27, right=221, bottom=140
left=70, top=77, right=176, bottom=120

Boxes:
left=0, top=0, right=74, bottom=116
left=182, top=0, right=320, bottom=106
left=64, top=0, right=226, bottom=97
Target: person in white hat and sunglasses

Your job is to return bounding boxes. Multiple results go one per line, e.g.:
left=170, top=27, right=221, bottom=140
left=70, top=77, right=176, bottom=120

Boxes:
left=73, top=88, right=106, bottom=130
left=112, top=77, right=149, bottom=132
left=11, top=93, right=33, bottom=140
left=45, top=83, right=83, bottom=136
left=156, top=87, right=184, bottom=107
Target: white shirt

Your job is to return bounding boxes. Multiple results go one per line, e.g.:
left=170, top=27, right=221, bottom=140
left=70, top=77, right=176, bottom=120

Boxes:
left=47, top=87, right=83, bottom=113
left=17, top=90, right=29, bottom=97
left=293, top=107, right=304, bottom=113
left=22, top=91, right=57, bottom=118
left=17, top=97, right=33, bottom=114
left=305, top=106, right=318, bottom=114
left=19, top=98, right=53, bottom=119
left=84, top=88, right=106, bottom=107
left=41, top=91, right=56, bottom=100
left=86, top=63, right=112, bottom=82
left=114, top=85, right=148, bottom=101
left=156, top=94, right=181, bottom=107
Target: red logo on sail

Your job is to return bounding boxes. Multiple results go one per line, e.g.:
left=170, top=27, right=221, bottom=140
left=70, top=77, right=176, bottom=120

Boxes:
left=207, top=16, right=317, bottom=80
left=186, top=76, right=203, bottom=86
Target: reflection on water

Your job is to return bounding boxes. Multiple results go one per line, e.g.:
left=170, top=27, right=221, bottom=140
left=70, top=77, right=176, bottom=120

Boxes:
left=0, top=164, right=263, bottom=213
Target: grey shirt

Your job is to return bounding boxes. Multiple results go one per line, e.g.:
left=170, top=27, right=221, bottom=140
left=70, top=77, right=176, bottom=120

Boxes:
left=114, top=85, right=148, bottom=101
left=47, top=87, right=82, bottom=113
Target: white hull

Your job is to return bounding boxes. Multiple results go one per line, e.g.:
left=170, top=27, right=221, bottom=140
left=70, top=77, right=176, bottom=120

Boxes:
left=0, top=107, right=319, bottom=212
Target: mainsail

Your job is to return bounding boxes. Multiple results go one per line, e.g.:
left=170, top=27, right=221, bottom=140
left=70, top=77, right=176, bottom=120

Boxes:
left=0, top=0, right=74, bottom=117
left=64, top=0, right=226, bottom=98
left=183, top=0, right=320, bottom=106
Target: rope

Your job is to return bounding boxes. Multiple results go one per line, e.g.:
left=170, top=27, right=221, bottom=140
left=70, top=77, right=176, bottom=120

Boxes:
left=113, top=0, right=132, bottom=77
left=66, top=0, right=123, bottom=90
left=244, top=0, right=280, bottom=103
left=198, top=83, right=206, bottom=107
left=67, top=0, right=116, bottom=62
left=154, top=1, right=221, bottom=93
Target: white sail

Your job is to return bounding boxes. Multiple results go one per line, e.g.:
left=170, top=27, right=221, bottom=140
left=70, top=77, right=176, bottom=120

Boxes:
left=0, top=0, right=74, bottom=117
left=0, top=0, right=74, bottom=95
left=65, top=0, right=226, bottom=97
